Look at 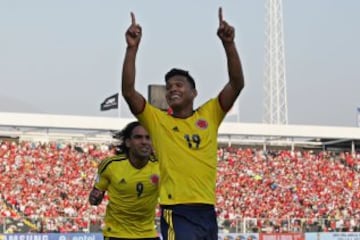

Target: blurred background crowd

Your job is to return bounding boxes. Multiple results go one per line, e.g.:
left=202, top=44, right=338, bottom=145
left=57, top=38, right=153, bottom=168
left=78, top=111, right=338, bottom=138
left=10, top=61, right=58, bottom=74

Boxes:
left=1, top=140, right=359, bottom=233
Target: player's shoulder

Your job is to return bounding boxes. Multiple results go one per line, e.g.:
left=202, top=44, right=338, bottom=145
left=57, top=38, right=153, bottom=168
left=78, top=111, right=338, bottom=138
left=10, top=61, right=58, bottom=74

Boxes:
left=194, top=97, right=222, bottom=118
left=98, top=154, right=128, bottom=174
left=144, top=101, right=168, bottom=114
left=199, top=97, right=219, bottom=109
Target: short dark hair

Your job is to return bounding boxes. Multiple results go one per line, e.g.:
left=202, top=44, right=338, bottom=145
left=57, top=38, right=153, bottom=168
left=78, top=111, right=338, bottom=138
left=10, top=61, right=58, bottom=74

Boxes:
left=165, top=68, right=196, bottom=89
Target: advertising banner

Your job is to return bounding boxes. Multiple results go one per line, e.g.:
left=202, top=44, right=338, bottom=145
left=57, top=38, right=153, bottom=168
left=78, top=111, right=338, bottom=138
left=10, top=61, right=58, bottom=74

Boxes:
left=1, top=233, right=103, bottom=240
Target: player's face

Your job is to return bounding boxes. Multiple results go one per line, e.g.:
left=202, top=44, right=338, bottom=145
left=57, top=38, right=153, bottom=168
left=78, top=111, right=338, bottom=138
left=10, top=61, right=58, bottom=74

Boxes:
left=127, top=126, right=152, bottom=159
left=165, top=76, right=196, bottom=109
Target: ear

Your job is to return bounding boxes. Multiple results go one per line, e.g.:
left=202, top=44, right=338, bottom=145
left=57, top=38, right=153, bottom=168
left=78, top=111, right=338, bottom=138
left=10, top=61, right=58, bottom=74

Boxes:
left=192, top=88, right=198, bottom=98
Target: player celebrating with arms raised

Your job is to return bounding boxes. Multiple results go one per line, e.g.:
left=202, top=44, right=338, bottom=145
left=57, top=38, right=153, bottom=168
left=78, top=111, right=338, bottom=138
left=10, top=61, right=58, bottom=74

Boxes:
left=121, top=8, right=244, bottom=240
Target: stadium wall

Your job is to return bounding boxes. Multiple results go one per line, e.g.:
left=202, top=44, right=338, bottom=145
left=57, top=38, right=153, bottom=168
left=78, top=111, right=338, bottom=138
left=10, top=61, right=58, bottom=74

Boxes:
left=2, top=232, right=360, bottom=240
left=1, top=112, right=360, bottom=138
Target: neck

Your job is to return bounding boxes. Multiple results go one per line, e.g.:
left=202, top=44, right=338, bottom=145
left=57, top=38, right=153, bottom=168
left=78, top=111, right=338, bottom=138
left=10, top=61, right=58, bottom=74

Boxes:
left=172, top=106, right=194, bottom=119
left=129, top=155, right=148, bottom=169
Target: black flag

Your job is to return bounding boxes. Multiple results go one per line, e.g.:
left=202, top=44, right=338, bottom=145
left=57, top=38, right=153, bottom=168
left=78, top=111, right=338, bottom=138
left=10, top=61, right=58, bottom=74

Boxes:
left=100, top=93, right=119, bottom=111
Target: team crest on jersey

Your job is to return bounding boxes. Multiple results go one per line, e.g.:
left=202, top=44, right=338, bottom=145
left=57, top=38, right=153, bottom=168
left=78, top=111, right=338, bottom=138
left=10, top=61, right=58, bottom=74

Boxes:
left=150, top=174, right=159, bottom=185
left=195, top=119, right=208, bottom=129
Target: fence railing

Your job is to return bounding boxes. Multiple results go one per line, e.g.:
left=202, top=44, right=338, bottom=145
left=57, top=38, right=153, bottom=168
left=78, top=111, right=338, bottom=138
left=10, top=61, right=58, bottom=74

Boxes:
left=1, top=216, right=359, bottom=234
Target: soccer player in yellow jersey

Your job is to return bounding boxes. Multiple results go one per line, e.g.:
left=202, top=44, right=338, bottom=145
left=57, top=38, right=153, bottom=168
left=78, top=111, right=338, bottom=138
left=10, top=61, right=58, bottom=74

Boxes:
left=121, top=8, right=244, bottom=240
left=89, top=121, right=160, bottom=240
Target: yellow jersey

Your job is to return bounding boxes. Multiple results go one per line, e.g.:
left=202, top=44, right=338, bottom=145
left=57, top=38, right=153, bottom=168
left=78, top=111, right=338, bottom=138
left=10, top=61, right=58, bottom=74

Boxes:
left=137, top=98, right=225, bottom=205
left=94, top=154, right=159, bottom=238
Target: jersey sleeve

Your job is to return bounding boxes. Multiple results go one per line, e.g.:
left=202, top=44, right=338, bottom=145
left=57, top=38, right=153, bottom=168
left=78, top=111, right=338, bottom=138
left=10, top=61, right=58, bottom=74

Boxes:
left=199, top=97, right=227, bottom=126
left=136, top=102, right=164, bottom=136
left=93, top=159, right=111, bottom=191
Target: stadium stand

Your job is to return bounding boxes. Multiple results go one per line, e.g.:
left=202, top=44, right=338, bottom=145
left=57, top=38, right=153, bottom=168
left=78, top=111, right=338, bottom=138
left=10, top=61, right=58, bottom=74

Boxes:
left=1, top=112, right=360, bottom=234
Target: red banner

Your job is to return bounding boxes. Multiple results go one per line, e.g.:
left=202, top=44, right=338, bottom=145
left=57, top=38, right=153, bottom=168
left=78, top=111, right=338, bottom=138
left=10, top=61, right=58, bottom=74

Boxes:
left=260, top=233, right=305, bottom=240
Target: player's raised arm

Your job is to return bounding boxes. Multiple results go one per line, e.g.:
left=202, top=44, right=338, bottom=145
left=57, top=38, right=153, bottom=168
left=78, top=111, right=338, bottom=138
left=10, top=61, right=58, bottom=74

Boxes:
left=122, top=12, right=146, bottom=115
left=217, top=7, right=245, bottom=112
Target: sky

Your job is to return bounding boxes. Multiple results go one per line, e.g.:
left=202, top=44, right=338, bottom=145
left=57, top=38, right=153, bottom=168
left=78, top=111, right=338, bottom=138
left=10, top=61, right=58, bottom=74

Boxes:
left=0, top=0, right=359, bottom=128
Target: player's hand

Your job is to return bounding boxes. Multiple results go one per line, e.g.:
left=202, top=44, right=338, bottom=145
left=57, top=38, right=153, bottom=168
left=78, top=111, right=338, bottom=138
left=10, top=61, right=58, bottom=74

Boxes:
left=125, top=12, right=142, bottom=48
left=89, top=188, right=105, bottom=206
left=217, top=7, right=235, bottom=44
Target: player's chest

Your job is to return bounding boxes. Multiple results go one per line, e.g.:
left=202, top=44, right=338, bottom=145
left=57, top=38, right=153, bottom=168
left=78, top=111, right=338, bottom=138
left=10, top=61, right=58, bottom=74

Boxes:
left=161, top=119, right=214, bottom=148
left=111, top=166, right=159, bottom=196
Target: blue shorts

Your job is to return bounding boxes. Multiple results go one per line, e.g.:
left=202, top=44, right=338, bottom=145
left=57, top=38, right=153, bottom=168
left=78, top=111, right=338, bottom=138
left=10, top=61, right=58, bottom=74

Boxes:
left=160, top=204, right=218, bottom=240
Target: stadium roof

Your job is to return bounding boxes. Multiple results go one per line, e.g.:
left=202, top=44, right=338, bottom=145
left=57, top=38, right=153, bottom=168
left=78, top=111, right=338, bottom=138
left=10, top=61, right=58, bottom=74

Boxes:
left=0, top=112, right=360, bottom=149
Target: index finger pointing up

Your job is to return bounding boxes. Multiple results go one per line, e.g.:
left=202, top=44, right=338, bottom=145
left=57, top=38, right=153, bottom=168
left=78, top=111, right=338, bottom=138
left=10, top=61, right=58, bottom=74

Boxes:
left=130, top=12, right=136, bottom=25
left=218, top=7, right=223, bottom=24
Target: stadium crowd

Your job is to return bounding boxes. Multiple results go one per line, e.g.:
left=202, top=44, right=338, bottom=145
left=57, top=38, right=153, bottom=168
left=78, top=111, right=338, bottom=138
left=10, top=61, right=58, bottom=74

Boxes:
left=0, top=140, right=359, bottom=233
